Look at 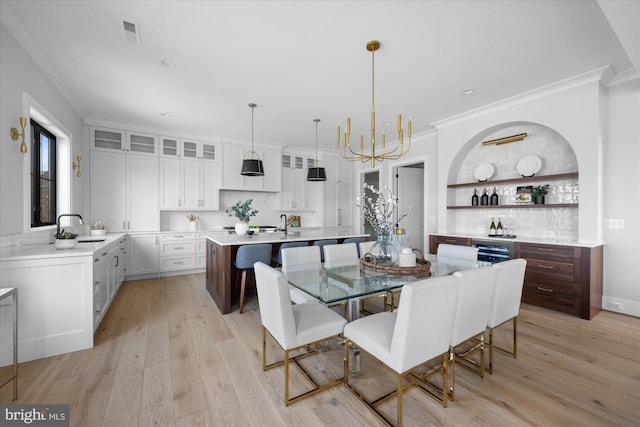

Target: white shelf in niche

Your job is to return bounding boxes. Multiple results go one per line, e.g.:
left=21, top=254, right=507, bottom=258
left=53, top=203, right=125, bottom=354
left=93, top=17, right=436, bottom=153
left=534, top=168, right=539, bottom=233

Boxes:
left=447, top=172, right=578, bottom=189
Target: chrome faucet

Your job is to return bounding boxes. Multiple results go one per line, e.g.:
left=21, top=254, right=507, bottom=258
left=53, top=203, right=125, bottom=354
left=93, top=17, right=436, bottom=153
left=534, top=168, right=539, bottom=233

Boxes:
left=57, top=214, right=84, bottom=235
left=280, top=214, right=288, bottom=236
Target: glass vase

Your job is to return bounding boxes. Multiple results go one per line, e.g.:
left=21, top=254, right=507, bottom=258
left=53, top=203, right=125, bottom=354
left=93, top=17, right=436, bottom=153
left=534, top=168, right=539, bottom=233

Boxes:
left=369, top=233, right=399, bottom=266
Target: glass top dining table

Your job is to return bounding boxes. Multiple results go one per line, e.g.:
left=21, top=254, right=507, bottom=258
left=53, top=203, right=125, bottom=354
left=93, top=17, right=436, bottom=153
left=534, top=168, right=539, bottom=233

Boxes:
left=282, top=254, right=491, bottom=320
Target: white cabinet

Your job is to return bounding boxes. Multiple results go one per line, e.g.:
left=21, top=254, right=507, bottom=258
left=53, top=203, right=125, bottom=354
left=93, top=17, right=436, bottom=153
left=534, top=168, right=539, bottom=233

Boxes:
left=91, top=150, right=159, bottom=232
left=196, top=233, right=207, bottom=268
left=93, top=251, right=110, bottom=330
left=278, top=168, right=317, bottom=211
left=323, top=182, right=353, bottom=229
left=220, top=143, right=281, bottom=191
left=322, top=154, right=353, bottom=184
left=128, top=234, right=159, bottom=276
left=160, top=147, right=220, bottom=210
left=0, top=255, right=93, bottom=363
left=160, top=233, right=196, bottom=272
left=90, top=126, right=159, bottom=156
left=160, top=137, right=217, bottom=160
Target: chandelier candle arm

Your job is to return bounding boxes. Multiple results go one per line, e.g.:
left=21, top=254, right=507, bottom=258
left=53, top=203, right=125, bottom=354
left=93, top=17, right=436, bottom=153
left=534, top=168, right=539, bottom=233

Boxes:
left=336, top=40, right=412, bottom=167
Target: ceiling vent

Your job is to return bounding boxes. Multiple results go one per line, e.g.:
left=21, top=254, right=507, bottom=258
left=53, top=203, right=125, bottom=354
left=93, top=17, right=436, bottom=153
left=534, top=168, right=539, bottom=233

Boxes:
left=123, top=20, right=140, bottom=44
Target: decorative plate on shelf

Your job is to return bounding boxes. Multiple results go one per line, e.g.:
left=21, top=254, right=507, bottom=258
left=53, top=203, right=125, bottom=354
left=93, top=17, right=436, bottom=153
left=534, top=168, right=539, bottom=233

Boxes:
left=516, top=155, right=542, bottom=177
left=473, top=163, right=495, bottom=182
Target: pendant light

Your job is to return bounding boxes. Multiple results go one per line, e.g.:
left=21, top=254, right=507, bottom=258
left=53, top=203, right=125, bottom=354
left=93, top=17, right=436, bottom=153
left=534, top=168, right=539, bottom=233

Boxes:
left=241, top=103, right=265, bottom=176
left=307, top=118, right=327, bottom=181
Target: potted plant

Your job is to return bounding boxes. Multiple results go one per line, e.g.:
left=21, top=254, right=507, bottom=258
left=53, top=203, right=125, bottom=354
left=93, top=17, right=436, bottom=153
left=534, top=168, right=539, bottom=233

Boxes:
left=226, top=199, right=258, bottom=235
left=54, top=229, right=78, bottom=249
left=531, top=184, right=549, bottom=204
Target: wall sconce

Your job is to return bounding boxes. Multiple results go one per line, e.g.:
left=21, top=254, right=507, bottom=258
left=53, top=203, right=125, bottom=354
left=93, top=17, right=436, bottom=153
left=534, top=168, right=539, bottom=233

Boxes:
left=10, top=116, right=28, bottom=153
left=72, top=155, right=81, bottom=177
left=482, top=132, right=527, bottom=146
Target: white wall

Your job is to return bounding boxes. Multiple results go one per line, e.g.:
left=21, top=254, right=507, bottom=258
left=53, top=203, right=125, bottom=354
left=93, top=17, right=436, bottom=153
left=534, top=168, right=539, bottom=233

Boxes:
left=602, top=78, right=640, bottom=315
left=0, top=22, right=85, bottom=239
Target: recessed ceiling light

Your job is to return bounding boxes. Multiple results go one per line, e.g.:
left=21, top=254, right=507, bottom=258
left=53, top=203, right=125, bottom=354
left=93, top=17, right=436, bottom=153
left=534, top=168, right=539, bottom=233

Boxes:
left=160, top=113, right=172, bottom=118
left=462, top=89, right=476, bottom=95
left=161, top=60, right=176, bottom=68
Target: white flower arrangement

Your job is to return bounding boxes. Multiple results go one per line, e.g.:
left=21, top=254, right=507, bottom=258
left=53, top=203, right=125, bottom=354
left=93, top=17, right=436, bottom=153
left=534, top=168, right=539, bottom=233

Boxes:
left=356, top=183, right=412, bottom=235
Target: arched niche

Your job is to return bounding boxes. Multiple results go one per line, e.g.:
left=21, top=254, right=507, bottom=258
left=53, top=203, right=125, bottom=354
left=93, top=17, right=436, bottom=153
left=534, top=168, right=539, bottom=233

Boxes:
left=446, top=121, right=580, bottom=241
left=448, top=121, right=578, bottom=186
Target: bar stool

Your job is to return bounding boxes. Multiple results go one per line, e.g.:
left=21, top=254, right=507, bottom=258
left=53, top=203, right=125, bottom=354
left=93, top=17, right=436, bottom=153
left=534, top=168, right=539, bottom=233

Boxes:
left=312, top=239, right=338, bottom=262
left=235, top=244, right=272, bottom=313
left=272, top=241, right=308, bottom=267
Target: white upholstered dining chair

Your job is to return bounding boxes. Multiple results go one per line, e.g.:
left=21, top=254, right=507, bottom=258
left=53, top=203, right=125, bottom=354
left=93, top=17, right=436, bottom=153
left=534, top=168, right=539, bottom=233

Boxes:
left=323, top=243, right=358, bottom=268
left=487, top=258, right=527, bottom=374
left=437, top=243, right=478, bottom=260
left=254, top=262, right=347, bottom=406
left=449, top=266, right=497, bottom=400
left=343, top=274, right=460, bottom=426
left=281, top=245, right=322, bottom=304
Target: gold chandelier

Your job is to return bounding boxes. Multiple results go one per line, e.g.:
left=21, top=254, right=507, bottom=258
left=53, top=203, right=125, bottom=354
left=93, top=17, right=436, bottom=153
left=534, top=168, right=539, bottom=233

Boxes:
left=337, top=40, right=412, bottom=167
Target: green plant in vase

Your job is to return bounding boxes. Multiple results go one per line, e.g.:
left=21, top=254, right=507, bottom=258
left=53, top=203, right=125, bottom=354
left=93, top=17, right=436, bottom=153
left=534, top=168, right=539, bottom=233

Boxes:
left=226, top=199, right=258, bottom=235
left=531, top=184, right=549, bottom=204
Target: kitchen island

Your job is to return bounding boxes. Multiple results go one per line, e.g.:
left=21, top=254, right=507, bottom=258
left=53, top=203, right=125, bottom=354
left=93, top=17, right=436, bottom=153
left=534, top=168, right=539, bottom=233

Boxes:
left=205, top=230, right=369, bottom=314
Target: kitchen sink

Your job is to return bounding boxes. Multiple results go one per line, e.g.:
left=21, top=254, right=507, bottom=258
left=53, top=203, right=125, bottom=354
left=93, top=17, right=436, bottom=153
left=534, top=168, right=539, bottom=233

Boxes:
left=78, top=238, right=106, bottom=243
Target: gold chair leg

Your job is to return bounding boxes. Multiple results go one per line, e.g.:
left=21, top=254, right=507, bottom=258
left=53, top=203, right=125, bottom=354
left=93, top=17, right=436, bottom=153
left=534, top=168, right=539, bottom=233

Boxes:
left=397, top=373, right=403, bottom=427
left=449, top=347, right=456, bottom=401
left=489, top=317, right=518, bottom=375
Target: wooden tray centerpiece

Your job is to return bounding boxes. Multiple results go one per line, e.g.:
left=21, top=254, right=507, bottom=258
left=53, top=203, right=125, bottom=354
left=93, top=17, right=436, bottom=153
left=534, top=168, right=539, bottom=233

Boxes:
left=361, top=249, right=431, bottom=274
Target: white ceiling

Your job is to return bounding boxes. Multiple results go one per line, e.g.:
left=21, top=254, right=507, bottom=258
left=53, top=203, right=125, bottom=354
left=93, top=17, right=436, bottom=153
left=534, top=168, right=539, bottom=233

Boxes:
left=1, top=0, right=635, bottom=150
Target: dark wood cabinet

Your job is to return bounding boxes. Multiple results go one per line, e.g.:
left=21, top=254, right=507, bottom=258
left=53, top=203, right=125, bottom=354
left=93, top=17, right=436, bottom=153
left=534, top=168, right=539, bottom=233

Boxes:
left=429, top=235, right=472, bottom=254
left=428, top=234, right=603, bottom=320
left=515, top=242, right=602, bottom=320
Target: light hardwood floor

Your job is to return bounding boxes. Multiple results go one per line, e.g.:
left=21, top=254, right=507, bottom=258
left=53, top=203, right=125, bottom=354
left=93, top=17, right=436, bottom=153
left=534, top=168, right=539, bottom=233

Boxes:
left=1, top=274, right=639, bottom=426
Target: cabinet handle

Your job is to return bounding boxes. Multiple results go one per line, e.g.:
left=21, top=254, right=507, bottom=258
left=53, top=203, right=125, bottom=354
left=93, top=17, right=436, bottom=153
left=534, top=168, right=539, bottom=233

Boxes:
left=114, top=255, right=119, bottom=267
left=128, top=221, right=130, bottom=229
left=175, top=261, right=184, bottom=265
left=102, top=252, right=108, bottom=256
left=155, top=236, right=159, bottom=245
left=537, top=264, right=554, bottom=269
left=174, top=235, right=184, bottom=239
left=537, top=248, right=554, bottom=252
left=123, top=221, right=126, bottom=230
left=174, top=246, right=184, bottom=250
left=445, top=239, right=458, bottom=243
left=95, top=310, right=101, bottom=316
left=537, top=286, right=554, bottom=293
left=94, top=258, right=100, bottom=263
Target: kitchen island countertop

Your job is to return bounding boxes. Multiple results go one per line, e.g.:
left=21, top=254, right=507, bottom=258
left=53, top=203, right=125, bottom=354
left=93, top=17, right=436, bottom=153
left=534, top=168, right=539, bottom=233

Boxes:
left=205, top=230, right=369, bottom=246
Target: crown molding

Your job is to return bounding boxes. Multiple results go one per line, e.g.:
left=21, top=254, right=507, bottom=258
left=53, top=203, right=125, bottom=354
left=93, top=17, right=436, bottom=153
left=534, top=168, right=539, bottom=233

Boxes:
left=432, top=66, right=614, bottom=130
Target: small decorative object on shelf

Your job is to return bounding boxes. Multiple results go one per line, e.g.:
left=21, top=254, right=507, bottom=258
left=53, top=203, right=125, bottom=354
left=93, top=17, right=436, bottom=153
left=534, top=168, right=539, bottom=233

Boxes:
left=471, top=189, right=479, bottom=206
left=531, top=184, right=549, bottom=204
left=187, top=214, right=197, bottom=231
left=226, top=199, right=258, bottom=235
left=357, top=183, right=411, bottom=266
left=515, top=186, right=533, bottom=204
left=91, top=220, right=106, bottom=236
left=481, top=188, right=489, bottom=206
left=54, top=229, right=78, bottom=250
left=490, top=187, right=499, bottom=205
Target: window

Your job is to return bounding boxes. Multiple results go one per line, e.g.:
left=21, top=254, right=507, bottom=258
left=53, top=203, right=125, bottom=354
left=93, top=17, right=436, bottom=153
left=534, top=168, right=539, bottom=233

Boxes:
left=31, top=119, right=57, bottom=227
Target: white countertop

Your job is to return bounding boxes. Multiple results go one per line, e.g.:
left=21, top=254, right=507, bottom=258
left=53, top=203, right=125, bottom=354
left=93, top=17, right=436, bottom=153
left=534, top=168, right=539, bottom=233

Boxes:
left=206, top=230, right=369, bottom=246
left=434, top=232, right=603, bottom=248
left=0, top=233, right=127, bottom=261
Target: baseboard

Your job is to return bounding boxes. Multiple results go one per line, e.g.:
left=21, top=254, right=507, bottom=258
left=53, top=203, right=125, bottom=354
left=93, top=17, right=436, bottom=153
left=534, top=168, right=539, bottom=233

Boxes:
left=602, top=295, right=640, bottom=318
